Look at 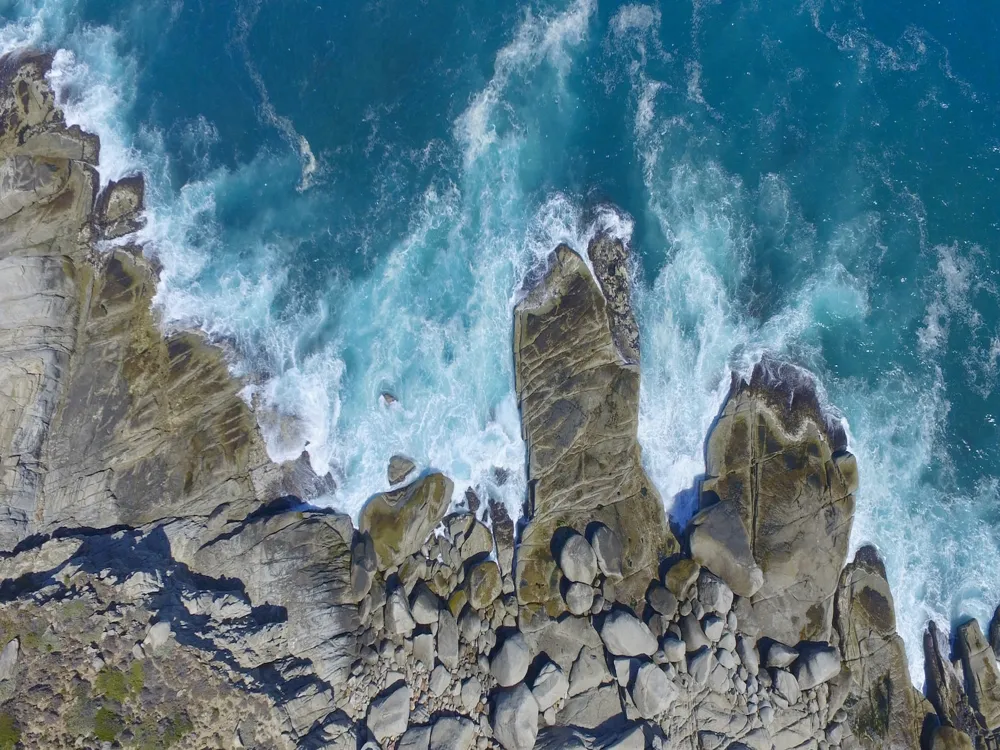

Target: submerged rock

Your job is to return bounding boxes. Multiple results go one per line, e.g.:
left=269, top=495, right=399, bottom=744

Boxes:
left=388, top=454, right=417, bottom=486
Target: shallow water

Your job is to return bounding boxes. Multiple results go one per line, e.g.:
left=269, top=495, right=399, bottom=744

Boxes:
left=2, top=0, right=999, bottom=684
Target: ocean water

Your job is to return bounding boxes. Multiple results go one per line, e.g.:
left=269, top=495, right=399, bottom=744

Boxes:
left=2, top=0, right=999, bottom=683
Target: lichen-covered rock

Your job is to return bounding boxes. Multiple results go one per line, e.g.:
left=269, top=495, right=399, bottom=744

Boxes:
left=958, top=619, right=1000, bottom=730
left=359, top=473, right=453, bottom=570
left=95, top=173, right=146, bottom=239
left=513, top=246, right=678, bottom=614
left=834, top=545, right=924, bottom=749
left=466, top=559, right=502, bottom=610
left=931, top=726, right=975, bottom=750
left=700, top=361, right=855, bottom=643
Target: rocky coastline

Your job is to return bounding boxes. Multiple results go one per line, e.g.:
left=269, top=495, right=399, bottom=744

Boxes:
left=0, top=50, right=998, bottom=750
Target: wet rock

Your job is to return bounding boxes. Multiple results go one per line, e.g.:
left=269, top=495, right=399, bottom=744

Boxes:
left=95, top=174, right=146, bottom=239
left=587, top=233, right=640, bottom=365
left=700, top=362, right=855, bottom=642
left=835, top=545, right=925, bottom=748
left=958, top=618, right=1000, bottom=730
left=388, top=455, right=417, bottom=486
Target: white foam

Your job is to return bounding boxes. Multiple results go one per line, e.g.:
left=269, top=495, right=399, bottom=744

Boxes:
left=455, top=0, right=596, bottom=167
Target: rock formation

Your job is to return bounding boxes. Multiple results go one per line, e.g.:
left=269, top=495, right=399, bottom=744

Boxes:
left=0, top=49, right=997, bottom=750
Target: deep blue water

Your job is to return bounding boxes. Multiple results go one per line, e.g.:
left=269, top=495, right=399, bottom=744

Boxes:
left=2, top=0, right=999, bottom=681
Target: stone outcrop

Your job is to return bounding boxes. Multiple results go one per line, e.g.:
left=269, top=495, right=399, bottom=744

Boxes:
left=513, top=244, right=677, bottom=616
left=834, top=545, right=926, bottom=749
left=698, top=361, right=857, bottom=644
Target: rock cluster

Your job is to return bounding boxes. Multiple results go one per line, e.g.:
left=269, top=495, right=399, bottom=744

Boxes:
left=0, top=49, right=996, bottom=750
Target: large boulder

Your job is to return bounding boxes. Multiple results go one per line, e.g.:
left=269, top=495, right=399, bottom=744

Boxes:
left=359, top=473, right=453, bottom=570
left=924, top=620, right=980, bottom=739
left=558, top=532, right=598, bottom=584
left=931, top=727, right=975, bottom=750
left=834, top=545, right=924, bottom=749
left=793, top=644, right=841, bottom=689
left=491, top=632, right=531, bottom=687
left=492, top=684, right=539, bottom=750
left=689, top=501, right=763, bottom=598
left=958, top=619, right=1000, bottom=730
left=630, top=661, right=676, bottom=719
left=599, top=609, right=657, bottom=657
left=699, top=360, right=855, bottom=643
left=513, top=245, right=678, bottom=614
left=367, top=683, right=411, bottom=743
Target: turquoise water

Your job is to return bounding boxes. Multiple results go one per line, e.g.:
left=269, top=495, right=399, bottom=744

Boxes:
left=2, top=0, right=999, bottom=683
